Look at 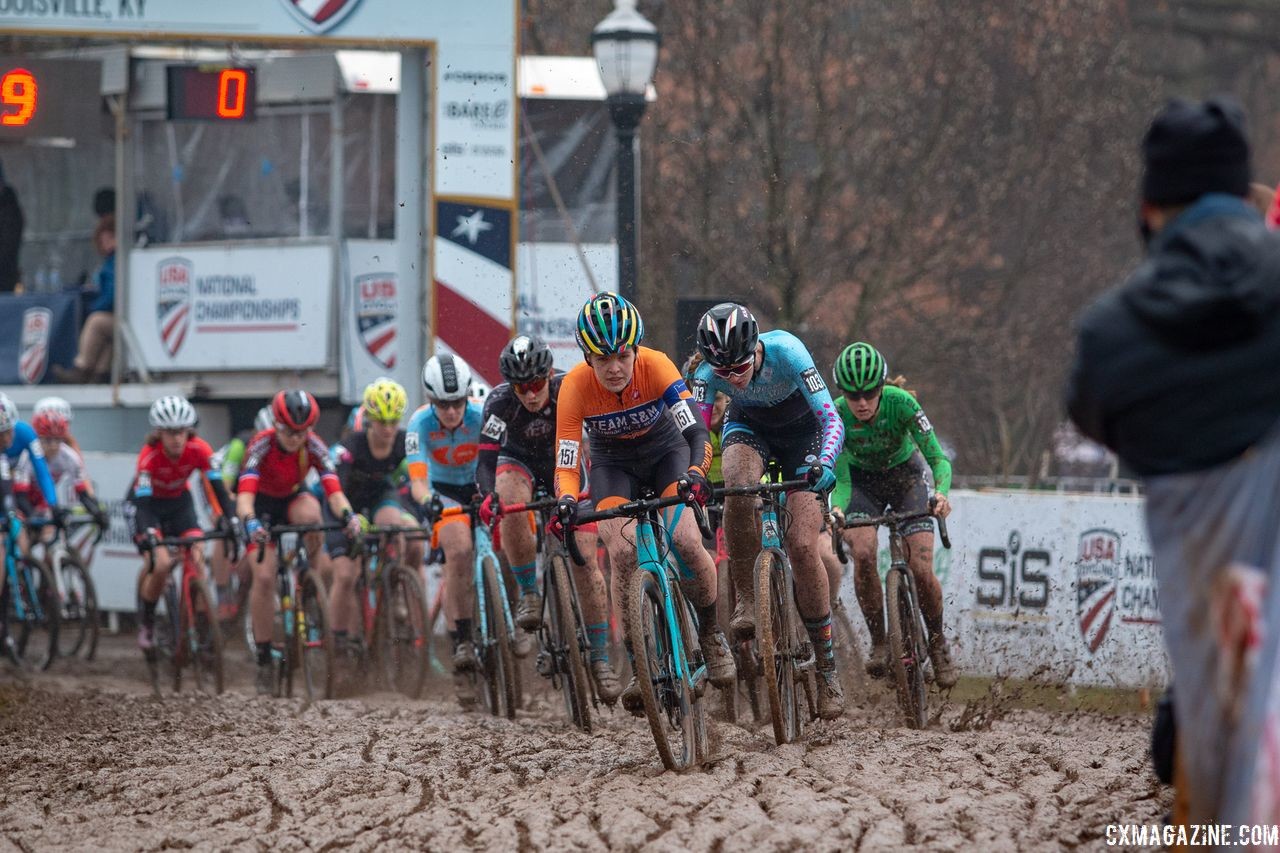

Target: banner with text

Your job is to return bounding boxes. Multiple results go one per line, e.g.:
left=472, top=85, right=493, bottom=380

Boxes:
left=128, top=244, right=331, bottom=370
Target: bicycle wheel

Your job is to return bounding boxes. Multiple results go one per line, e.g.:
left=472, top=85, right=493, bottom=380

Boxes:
left=547, top=550, right=592, bottom=732
left=379, top=564, right=429, bottom=699
left=756, top=548, right=801, bottom=744
left=183, top=576, right=225, bottom=695
left=627, top=568, right=698, bottom=771
left=480, top=554, right=518, bottom=719
left=14, top=558, right=60, bottom=671
left=55, top=550, right=98, bottom=660
left=886, top=567, right=928, bottom=729
left=158, top=584, right=180, bottom=694
left=297, top=570, right=336, bottom=702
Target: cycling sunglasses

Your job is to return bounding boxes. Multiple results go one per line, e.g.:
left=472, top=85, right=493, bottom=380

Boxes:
left=842, top=386, right=883, bottom=402
left=432, top=398, right=468, bottom=411
left=711, top=359, right=754, bottom=379
left=513, top=375, right=548, bottom=396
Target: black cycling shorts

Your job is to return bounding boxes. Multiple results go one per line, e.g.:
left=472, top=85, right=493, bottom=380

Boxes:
left=721, top=407, right=822, bottom=477
left=589, top=443, right=688, bottom=507
left=843, top=452, right=934, bottom=537
left=253, top=491, right=311, bottom=527
left=128, top=491, right=201, bottom=540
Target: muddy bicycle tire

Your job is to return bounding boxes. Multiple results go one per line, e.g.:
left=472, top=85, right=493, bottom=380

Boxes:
left=13, top=558, right=59, bottom=672
left=182, top=576, right=225, bottom=695
left=886, top=567, right=928, bottom=729
left=297, top=570, right=336, bottom=702
left=378, top=563, right=429, bottom=699
left=628, top=568, right=700, bottom=771
left=476, top=554, right=518, bottom=719
left=548, top=550, right=592, bottom=732
left=756, top=549, right=802, bottom=744
left=53, top=550, right=98, bottom=661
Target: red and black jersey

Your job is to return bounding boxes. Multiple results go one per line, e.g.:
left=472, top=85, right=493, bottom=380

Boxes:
left=131, top=437, right=219, bottom=500
left=238, top=429, right=341, bottom=499
left=127, top=435, right=233, bottom=535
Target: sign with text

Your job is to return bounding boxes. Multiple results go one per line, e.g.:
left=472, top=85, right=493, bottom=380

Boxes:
left=0, top=291, right=77, bottom=385
left=128, top=244, right=330, bottom=370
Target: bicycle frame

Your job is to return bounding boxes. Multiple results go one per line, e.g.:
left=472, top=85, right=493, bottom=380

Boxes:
left=473, top=521, right=516, bottom=646
left=3, top=514, right=42, bottom=625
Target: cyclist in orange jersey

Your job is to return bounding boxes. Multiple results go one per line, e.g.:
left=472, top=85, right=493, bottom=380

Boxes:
left=551, top=292, right=735, bottom=715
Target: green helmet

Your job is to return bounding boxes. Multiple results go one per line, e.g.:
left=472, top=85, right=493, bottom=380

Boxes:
left=833, top=342, right=886, bottom=392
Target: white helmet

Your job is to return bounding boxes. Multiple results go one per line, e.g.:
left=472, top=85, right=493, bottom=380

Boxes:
left=33, top=396, right=73, bottom=423
left=253, top=405, right=274, bottom=433
left=0, top=393, right=16, bottom=433
left=422, top=354, right=473, bottom=402
left=149, top=395, right=197, bottom=430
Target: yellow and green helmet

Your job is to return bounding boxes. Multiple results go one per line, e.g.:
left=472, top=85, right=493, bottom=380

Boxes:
left=362, top=377, right=408, bottom=423
left=575, top=292, right=644, bottom=356
left=833, top=342, right=886, bottom=393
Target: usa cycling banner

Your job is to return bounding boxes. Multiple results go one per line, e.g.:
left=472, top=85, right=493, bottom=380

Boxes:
left=433, top=201, right=514, bottom=387
left=0, top=291, right=78, bottom=386
left=128, top=244, right=331, bottom=370
left=339, top=240, right=421, bottom=405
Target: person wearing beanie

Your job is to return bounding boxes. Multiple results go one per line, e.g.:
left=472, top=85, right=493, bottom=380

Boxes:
left=1067, top=97, right=1280, bottom=828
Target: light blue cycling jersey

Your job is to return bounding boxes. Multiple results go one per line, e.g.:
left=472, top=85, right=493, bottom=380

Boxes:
left=3, top=421, right=58, bottom=507
left=689, top=329, right=844, bottom=467
left=404, top=401, right=484, bottom=487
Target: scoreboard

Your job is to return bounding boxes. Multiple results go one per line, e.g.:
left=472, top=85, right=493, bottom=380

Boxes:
left=166, top=66, right=257, bottom=122
left=0, top=58, right=102, bottom=141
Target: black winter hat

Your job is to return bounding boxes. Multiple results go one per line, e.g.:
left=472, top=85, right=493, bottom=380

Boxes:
left=1141, top=96, right=1251, bottom=206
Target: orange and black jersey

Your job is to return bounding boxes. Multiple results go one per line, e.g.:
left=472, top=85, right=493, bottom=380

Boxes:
left=554, top=347, right=712, bottom=497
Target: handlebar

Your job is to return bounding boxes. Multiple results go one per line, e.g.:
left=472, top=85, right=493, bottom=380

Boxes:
left=830, top=500, right=951, bottom=558
left=254, top=521, right=347, bottom=563
left=713, top=478, right=811, bottom=499
left=563, top=490, right=711, bottom=567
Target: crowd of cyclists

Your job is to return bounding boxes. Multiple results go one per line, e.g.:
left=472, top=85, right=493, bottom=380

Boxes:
left=0, top=291, right=955, bottom=724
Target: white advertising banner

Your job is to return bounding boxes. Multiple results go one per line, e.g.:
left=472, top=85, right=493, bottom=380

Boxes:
left=339, top=240, right=420, bottom=404
left=515, top=242, right=617, bottom=374
left=0, top=0, right=517, bottom=46
left=935, top=491, right=1168, bottom=689
left=434, top=47, right=517, bottom=200
left=128, top=244, right=331, bottom=370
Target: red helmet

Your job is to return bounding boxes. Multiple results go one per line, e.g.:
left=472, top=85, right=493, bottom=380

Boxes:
left=33, top=411, right=69, bottom=439
left=271, top=390, right=320, bottom=432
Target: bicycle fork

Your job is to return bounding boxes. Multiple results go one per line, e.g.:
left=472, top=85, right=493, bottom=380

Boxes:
left=636, top=522, right=707, bottom=699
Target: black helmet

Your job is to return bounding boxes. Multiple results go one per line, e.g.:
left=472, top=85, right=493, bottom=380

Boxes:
left=499, top=334, right=554, bottom=383
left=696, top=303, right=759, bottom=368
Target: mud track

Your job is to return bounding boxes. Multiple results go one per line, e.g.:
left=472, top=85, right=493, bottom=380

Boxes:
left=0, top=638, right=1169, bottom=851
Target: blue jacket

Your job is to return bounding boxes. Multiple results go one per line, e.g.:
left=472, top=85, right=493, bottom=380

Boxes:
left=87, top=252, right=114, bottom=315
left=3, top=422, right=57, bottom=507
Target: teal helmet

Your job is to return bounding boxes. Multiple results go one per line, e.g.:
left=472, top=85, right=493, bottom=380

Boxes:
left=575, top=292, right=644, bottom=356
left=833, top=342, right=886, bottom=392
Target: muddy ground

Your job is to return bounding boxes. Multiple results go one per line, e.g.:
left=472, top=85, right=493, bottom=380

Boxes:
left=0, top=636, right=1169, bottom=851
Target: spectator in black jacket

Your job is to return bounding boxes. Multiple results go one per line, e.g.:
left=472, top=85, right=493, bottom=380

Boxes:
left=0, top=160, right=24, bottom=293
left=1067, top=97, right=1280, bottom=827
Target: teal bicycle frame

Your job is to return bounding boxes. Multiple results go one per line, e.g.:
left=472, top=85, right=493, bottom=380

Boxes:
left=567, top=490, right=713, bottom=770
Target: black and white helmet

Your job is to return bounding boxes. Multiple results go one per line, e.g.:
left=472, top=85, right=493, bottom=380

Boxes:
left=498, top=334, right=553, bottom=383
left=422, top=353, right=474, bottom=402
left=0, top=393, right=16, bottom=433
left=149, top=395, right=197, bottom=430
left=696, top=302, right=760, bottom=368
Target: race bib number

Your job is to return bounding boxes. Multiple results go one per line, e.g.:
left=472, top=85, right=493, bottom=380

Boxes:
left=557, top=439, right=579, bottom=469
left=915, top=411, right=933, bottom=433
left=800, top=367, right=826, bottom=395
left=671, top=399, right=697, bottom=431
left=405, top=432, right=420, bottom=455
left=481, top=415, right=506, bottom=441
left=690, top=380, right=707, bottom=403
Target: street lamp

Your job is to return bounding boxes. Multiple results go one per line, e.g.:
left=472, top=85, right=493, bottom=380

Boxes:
left=592, top=0, right=660, bottom=304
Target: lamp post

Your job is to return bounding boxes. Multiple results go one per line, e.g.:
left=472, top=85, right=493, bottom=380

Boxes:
left=592, top=0, right=660, bottom=304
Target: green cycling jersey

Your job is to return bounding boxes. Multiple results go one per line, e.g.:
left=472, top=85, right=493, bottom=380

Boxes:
left=832, top=385, right=951, bottom=509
